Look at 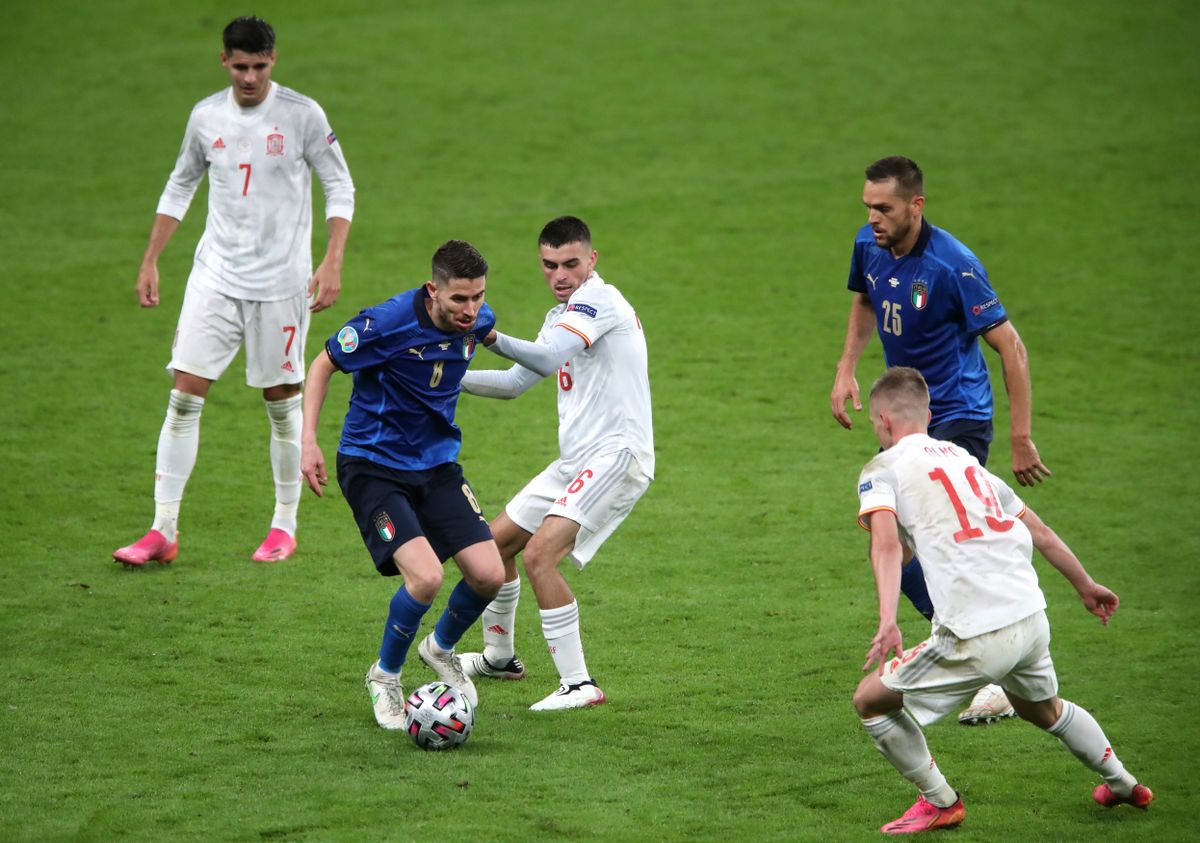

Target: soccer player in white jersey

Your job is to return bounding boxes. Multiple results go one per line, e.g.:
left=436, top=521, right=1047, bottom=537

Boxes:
left=454, top=216, right=654, bottom=710
left=853, top=367, right=1152, bottom=834
left=113, top=16, right=354, bottom=567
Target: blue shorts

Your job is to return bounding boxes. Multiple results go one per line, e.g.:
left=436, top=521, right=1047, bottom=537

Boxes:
left=929, top=417, right=993, bottom=466
left=335, top=455, right=493, bottom=576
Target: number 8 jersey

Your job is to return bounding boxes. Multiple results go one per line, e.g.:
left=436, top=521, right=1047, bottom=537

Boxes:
left=857, top=433, right=1045, bottom=638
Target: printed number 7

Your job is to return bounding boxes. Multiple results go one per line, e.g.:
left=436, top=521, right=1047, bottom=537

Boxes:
left=239, top=163, right=252, bottom=196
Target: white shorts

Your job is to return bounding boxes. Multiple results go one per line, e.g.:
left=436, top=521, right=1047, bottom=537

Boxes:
left=505, top=449, right=651, bottom=569
left=168, top=267, right=309, bottom=388
left=880, top=610, right=1059, bottom=726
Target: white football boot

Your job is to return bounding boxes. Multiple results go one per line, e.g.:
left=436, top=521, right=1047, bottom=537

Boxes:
left=364, top=661, right=406, bottom=730
left=417, top=634, right=479, bottom=707
left=529, top=680, right=606, bottom=711
left=457, top=652, right=526, bottom=681
left=958, top=684, right=1016, bottom=725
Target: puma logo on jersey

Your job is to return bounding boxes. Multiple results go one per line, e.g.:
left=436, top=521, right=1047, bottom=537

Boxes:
left=407, top=347, right=426, bottom=360
left=961, top=269, right=976, bottom=278
left=866, top=273, right=877, bottom=290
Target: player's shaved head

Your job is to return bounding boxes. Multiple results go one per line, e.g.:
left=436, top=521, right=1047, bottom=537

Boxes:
left=432, top=240, right=488, bottom=285
left=865, top=156, right=924, bottom=199
left=539, top=216, right=592, bottom=250
left=870, top=366, right=930, bottom=424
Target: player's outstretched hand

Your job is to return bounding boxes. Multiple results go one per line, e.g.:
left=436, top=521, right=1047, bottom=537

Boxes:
left=831, top=371, right=862, bottom=430
left=301, top=441, right=327, bottom=497
left=1012, top=437, right=1052, bottom=486
left=863, top=621, right=903, bottom=675
left=136, top=263, right=160, bottom=307
left=1079, top=582, right=1119, bottom=625
left=308, top=262, right=342, bottom=313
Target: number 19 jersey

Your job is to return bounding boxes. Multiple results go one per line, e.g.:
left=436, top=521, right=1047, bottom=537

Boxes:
left=857, top=433, right=1044, bottom=638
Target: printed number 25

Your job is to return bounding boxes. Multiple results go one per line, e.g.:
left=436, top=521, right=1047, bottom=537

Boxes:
left=882, top=301, right=902, bottom=335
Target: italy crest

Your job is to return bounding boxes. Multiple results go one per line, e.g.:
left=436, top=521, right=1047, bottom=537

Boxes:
left=462, top=334, right=475, bottom=359
left=373, top=511, right=395, bottom=542
left=911, top=280, right=928, bottom=310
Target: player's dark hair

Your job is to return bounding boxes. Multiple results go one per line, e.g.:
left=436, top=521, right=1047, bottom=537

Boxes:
left=870, top=366, right=930, bottom=418
left=431, top=240, right=488, bottom=284
left=539, top=216, right=592, bottom=249
left=865, top=156, right=924, bottom=198
left=223, top=16, right=275, bottom=55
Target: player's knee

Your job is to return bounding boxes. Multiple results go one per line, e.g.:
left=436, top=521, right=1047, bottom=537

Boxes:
left=852, top=675, right=895, bottom=719
left=522, top=537, right=567, bottom=576
left=401, top=565, right=443, bottom=603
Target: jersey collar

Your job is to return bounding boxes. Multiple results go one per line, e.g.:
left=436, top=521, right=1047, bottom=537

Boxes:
left=908, top=218, right=933, bottom=257
left=413, top=286, right=435, bottom=328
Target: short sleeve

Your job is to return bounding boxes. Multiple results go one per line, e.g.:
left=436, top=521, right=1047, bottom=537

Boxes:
left=857, top=462, right=898, bottom=530
left=988, top=471, right=1027, bottom=518
left=554, top=288, right=619, bottom=348
left=956, top=262, right=1008, bottom=336
left=325, top=306, right=392, bottom=373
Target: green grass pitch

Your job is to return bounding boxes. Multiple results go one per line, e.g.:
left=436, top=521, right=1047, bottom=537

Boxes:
left=1, top=1, right=1197, bottom=840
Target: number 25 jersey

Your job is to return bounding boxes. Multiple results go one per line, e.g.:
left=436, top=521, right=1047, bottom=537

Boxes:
left=857, top=433, right=1045, bottom=638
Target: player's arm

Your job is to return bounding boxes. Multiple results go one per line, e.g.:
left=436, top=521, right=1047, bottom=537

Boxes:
left=863, top=509, right=905, bottom=673
left=138, top=109, right=206, bottom=308
left=300, top=349, right=340, bottom=497
left=832, top=292, right=876, bottom=429
left=135, top=214, right=182, bottom=307
left=308, top=113, right=354, bottom=314
left=462, top=364, right=543, bottom=399
left=485, top=326, right=587, bottom=377
left=309, top=216, right=351, bottom=313
left=982, top=321, right=1052, bottom=486
left=1019, top=506, right=1118, bottom=624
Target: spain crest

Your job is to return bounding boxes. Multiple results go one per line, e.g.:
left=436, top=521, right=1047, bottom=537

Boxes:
left=373, top=511, right=395, bottom=542
left=911, top=280, right=928, bottom=310
left=462, top=334, right=475, bottom=359
left=266, top=132, right=285, bottom=157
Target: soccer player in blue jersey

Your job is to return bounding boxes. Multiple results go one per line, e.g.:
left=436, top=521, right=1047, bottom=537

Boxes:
left=831, top=156, right=1052, bottom=725
left=299, top=240, right=505, bottom=730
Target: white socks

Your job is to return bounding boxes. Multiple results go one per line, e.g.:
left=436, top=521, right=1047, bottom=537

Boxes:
left=1048, top=700, right=1137, bottom=797
left=539, top=600, right=590, bottom=685
left=265, top=394, right=302, bottom=536
left=862, top=710, right=958, bottom=808
left=482, top=577, right=521, bottom=664
left=152, top=389, right=205, bottom=542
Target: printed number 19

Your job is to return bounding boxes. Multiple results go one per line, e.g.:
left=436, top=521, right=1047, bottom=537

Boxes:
left=239, top=163, right=252, bottom=196
left=928, top=466, right=1015, bottom=543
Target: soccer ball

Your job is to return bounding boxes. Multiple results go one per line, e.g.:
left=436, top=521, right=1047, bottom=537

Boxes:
left=403, top=682, right=474, bottom=750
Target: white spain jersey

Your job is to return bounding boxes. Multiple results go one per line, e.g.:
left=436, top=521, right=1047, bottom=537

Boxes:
left=156, top=82, right=355, bottom=301
left=857, top=433, right=1045, bottom=638
left=538, top=273, right=654, bottom=477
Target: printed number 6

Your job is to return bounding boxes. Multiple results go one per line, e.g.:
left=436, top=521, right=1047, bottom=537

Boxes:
left=567, top=469, right=593, bottom=494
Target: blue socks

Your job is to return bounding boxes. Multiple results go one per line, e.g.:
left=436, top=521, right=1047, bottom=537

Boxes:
left=433, top=580, right=492, bottom=651
left=379, top=586, right=430, bottom=673
left=900, top=558, right=936, bottom=621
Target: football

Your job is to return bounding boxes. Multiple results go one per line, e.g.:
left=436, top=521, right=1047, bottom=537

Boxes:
left=403, top=682, right=474, bottom=750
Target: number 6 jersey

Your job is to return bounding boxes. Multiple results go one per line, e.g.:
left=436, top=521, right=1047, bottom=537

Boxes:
left=857, top=433, right=1045, bottom=638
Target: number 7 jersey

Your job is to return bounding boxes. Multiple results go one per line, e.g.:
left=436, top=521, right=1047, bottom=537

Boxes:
left=857, top=433, right=1045, bottom=638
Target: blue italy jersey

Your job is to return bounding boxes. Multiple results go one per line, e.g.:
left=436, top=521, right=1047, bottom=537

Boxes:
left=847, top=219, right=1007, bottom=426
left=325, top=287, right=496, bottom=471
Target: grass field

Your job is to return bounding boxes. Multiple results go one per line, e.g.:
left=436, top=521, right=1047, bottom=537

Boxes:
left=1, top=1, right=1198, bottom=840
